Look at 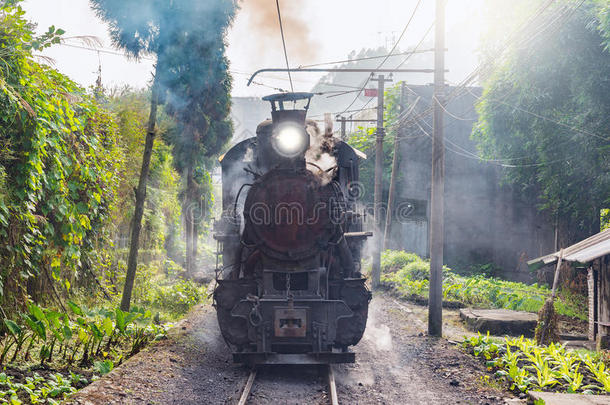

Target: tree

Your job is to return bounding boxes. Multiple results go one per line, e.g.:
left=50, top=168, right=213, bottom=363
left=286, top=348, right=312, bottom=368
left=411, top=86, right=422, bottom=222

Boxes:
left=472, top=0, right=610, bottom=245
left=161, top=1, right=235, bottom=277
left=91, top=0, right=236, bottom=308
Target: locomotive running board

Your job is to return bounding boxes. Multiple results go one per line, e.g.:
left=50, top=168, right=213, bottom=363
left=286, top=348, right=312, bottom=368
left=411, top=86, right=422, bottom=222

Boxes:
left=233, top=352, right=355, bottom=365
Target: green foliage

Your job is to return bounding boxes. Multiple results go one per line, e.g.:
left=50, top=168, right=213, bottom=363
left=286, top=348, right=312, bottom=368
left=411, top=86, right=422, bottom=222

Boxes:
left=463, top=333, right=610, bottom=394
left=473, top=1, right=610, bottom=240
left=0, top=1, right=122, bottom=306
left=381, top=250, right=587, bottom=319
left=347, top=83, right=405, bottom=205
left=0, top=300, right=166, bottom=372
left=595, top=0, right=610, bottom=49
left=148, top=279, right=204, bottom=317
left=0, top=370, right=87, bottom=404
left=380, top=250, right=420, bottom=273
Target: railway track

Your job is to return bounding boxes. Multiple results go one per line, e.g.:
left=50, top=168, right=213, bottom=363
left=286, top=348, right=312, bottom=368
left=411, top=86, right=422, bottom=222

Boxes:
left=237, top=364, right=339, bottom=405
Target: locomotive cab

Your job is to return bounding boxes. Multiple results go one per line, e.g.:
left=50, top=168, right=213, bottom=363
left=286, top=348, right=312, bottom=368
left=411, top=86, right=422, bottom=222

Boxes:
left=213, top=93, right=371, bottom=366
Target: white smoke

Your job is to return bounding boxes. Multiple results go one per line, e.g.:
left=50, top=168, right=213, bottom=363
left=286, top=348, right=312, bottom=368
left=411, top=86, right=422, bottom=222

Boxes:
left=304, top=119, right=338, bottom=185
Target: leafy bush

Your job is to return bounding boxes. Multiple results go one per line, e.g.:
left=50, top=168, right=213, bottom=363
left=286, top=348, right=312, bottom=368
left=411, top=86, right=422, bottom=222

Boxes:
left=381, top=250, right=421, bottom=273
left=148, top=279, right=204, bottom=317
left=463, top=333, right=610, bottom=394
left=401, top=260, right=431, bottom=281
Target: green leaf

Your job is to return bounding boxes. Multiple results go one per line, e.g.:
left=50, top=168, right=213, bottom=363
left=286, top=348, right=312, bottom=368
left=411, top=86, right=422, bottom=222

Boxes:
left=28, top=304, right=45, bottom=322
left=115, top=308, right=125, bottom=333
left=94, top=359, right=114, bottom=375
left=102, top=317, right=113, bottom=336
left=62, top=325, right=72, bottom=341
left=4, top=319, right=21, bottom=336
left=67, top=301, right=83, bottom=316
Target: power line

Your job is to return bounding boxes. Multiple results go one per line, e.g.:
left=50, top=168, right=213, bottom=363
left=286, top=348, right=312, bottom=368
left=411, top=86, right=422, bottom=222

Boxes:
left=59, top=42, right=155, bottom=61
left=339, top=0, right=424, bottom=115
left=393, top=0, right=575, bottom=135
left=395, top=22, right=434, bottom=69
left=297, top=48, right=435, bottom=69
left=275, top=0, right=294, bottom=93
left=414, top=117, right=567, bottom=168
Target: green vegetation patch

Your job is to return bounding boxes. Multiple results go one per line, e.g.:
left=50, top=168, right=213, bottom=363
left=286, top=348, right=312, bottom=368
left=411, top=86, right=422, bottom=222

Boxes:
left=381, top=250, right=587, bottom=320
left=463, top=332, right=610, bottom=395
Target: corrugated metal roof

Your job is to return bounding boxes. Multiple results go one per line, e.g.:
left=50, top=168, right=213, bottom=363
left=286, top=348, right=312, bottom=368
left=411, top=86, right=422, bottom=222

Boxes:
left=528, top=228, right=610, bottom=269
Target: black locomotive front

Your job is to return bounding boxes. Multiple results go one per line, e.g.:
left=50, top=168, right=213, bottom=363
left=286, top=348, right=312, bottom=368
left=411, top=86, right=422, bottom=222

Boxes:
left=213, top=93, right=371, bottom=365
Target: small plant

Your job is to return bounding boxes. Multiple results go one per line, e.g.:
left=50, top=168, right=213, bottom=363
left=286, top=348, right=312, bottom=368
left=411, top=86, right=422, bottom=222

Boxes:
left=463, top=334, right=610, bottom=394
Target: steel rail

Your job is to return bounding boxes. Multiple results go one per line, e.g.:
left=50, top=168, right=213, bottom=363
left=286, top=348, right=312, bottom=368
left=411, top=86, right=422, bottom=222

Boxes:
left=327, top=364, right=339, bottom=405
left=237, top=369, right=257, bottom=405
left=236, top=365, right=340, bottom=404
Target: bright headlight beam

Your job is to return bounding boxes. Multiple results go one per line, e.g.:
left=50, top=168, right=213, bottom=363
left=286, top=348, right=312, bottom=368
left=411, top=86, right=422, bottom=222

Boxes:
left=273, top=124, right=307, bottom=157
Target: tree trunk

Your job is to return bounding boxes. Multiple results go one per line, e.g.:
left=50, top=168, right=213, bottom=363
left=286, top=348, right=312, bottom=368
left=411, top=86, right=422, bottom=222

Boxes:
left=192, top=217, right=199, bottom=277
left=120, top=70, right=160, bottom=312
left=185, top=164, right=195, bottom=278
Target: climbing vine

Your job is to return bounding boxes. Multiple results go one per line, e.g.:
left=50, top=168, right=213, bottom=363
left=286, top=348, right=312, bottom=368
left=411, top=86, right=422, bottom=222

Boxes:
left=0, top=1, right=121, bottom=308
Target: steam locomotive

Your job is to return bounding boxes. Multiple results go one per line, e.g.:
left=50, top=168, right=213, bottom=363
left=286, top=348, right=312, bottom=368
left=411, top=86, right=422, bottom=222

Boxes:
left=213, top=92, right=371, bottom=365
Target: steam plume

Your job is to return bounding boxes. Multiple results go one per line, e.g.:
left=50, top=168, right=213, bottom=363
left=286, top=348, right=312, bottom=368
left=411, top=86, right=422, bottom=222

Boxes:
left=239, top=0, right=317, bottom=61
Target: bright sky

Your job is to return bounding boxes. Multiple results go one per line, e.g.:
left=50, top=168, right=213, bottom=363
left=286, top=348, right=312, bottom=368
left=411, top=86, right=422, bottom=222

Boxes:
left=21, top=0, right=487, bottom=98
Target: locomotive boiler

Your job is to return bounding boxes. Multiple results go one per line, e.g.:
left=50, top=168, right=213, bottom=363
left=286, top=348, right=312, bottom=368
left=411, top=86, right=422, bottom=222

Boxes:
left=213, top=92, right=371, bottom=365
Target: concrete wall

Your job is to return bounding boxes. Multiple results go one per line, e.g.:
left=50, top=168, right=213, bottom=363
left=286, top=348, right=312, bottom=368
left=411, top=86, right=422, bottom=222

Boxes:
left=389, top=85, right=555, bottom=282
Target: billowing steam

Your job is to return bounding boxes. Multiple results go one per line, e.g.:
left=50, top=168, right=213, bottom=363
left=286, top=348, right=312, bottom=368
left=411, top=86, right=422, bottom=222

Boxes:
left=239, top=0, right=317, bottom=61
left=305, top=119, right=337, bottom=185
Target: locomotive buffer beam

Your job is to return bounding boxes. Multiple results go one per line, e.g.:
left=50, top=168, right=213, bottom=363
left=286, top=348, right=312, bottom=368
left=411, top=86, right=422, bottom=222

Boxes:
left=233, top=351, right=354, bottom=366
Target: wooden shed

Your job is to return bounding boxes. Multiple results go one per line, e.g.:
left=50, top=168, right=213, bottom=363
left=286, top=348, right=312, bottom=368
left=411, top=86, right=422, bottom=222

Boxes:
left=528, top=229, right=610, bottom=349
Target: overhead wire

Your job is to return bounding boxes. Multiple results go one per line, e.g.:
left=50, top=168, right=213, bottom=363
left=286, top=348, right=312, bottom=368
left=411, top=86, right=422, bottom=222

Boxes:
left=275, top=0, right=294, bottom=92
left=297, top=48, right=435, bottom=69
left=338, top=0, right=424, bottom=116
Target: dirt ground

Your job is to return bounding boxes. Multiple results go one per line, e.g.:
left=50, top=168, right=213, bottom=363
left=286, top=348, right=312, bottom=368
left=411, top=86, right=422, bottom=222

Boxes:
left=65, top=295, right=520, bottom=405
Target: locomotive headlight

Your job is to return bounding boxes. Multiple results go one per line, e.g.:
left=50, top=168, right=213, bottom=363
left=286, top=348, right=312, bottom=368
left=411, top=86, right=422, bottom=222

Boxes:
left=272, top=122, right=309, bottom=158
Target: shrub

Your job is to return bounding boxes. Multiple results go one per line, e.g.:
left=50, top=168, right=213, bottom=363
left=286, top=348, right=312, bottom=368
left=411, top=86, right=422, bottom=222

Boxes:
left=381, top=250, right=420, bottom=273
left=149, top=279, right=204, bottom=316
left=401, top=260, right=430, bottom=281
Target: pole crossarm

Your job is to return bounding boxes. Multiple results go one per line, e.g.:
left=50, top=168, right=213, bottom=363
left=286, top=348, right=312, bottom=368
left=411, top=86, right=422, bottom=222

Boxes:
left=247, top=67, right=443, bottom=86
left=335, top=118, right=377, bottom=122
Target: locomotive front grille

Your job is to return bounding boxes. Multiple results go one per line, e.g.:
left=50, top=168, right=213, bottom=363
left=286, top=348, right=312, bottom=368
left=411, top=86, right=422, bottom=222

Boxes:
left=274, top=307, right=307, bottom=337
left=263, top=268, right=322, bottom=298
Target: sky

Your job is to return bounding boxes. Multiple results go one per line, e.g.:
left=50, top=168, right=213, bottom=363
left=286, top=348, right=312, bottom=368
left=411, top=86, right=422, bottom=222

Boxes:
left=21, top=0, right=488, bottom=98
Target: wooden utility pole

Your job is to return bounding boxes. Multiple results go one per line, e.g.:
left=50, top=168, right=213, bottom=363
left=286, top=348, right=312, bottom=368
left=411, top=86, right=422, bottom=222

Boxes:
left=383, top=82, right=406, bottom=251
left=371, top=74, right=392, bottom=289
left=339, top=116, right=346, bottom=140
left=428, top=0, right=446, bottom=336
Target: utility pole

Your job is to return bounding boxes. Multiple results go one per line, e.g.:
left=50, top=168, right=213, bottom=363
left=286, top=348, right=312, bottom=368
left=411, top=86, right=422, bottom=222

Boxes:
left=371, top=74, right=392, bottom=289
left=428, top=0, right=446, bottom=337
left=339, top=116, right=346, bottom=140
left=384, top=84, right=420, bottom=251
left=383, top=82, right=405, bottom=251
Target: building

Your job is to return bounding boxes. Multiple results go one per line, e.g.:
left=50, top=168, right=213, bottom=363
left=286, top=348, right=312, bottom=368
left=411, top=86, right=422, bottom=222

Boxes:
left=528, top=229, right=610, bottom=348
left=386, top=84, right=555, bottom=282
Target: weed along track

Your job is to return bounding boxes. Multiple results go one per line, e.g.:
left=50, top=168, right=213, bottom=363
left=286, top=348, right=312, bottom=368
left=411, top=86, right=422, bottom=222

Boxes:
left=237, top=365, right=338, bottom=405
